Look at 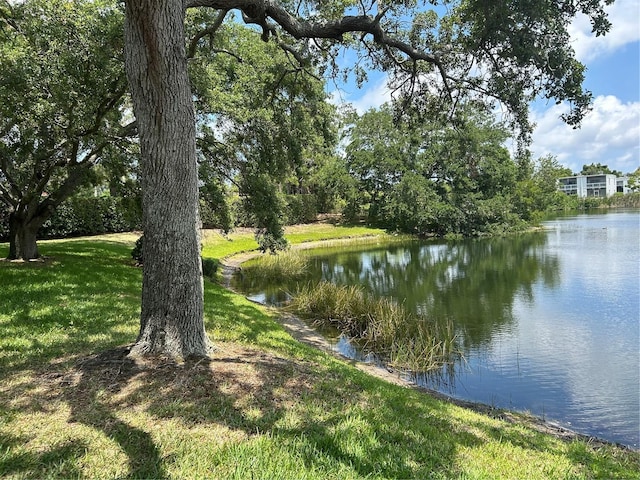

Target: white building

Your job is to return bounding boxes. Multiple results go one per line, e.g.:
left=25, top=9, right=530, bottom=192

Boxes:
left=557, top=174, right=618, bottom=198
left=616, top=176, right=632, bottom=194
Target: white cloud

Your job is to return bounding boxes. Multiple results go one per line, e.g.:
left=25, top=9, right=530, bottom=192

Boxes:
left=328, top=75, right=394, bottom=115
left=351, top=78, right=393, bottom=114
left=531, top=95, right=640, bottom=173
left=569, top=0, right=640, bottom=62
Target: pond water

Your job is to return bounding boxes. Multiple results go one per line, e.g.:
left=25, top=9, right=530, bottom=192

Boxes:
left=234, top=210, right=640, bottom=448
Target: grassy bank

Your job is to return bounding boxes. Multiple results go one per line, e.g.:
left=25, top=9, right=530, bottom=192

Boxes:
left=200, top=224, right=386, bottom=260
left=0, top=227, right=638, bottom=479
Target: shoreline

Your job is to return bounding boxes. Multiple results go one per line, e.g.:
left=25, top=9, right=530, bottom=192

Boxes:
left=219, top=237, right=637, bottom=452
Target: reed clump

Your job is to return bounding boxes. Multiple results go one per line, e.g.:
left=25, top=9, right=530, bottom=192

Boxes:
left=290, top=281, right=459, bottom=372
left=241, top=250, right=310, bottom=283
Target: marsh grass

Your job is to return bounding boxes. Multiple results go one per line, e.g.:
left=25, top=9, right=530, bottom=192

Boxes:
left=241, top=250, right=310, bottom=283
left=290, top=281, right=460, bottom=372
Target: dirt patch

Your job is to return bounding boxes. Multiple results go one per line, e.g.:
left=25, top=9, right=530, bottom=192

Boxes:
left=34, top=342, right=320, bottom=426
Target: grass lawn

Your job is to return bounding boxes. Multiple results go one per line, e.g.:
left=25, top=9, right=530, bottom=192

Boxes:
left=0, top=226, right=638, bottom=479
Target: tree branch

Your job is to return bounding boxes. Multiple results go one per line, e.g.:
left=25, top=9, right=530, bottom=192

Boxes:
left=0, top=182, right=17, bottom=207
left=187, top=9, right=229, bottom=59
left=0, top=155, right=23, bottom=200
left=186, top=0, right=451, bottom=99
left=186, top=0, right=436, bottom=61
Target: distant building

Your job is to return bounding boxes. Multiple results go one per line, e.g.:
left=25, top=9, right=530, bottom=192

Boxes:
left=557, top=174, right=619, bottom=198
left=616, top=176, right=632, bottom=194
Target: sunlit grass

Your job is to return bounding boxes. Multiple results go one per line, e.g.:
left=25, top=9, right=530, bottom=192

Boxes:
left=200, top=224, right=387, bottom=260
left=0, top=231, right=638, bottom=479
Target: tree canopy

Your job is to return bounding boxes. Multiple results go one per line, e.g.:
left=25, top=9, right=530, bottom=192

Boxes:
left=188, top=19, right=338, bottom=248
left=0, top=1, right=339, bottom=257
left=342, top=102, right=520, bottom=236
left=580, top=162, right=622, bottom=176
left=0, top=0, right=132, bottom=259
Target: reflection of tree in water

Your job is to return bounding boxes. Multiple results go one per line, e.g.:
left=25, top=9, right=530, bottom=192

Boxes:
left=307, top=234, right=560, bottom=351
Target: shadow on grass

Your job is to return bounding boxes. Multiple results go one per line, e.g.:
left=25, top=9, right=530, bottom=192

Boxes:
left=0, top=431, right=86, bottom=479
left=1, top=331, right=638, bottom=478
left=0, top=241, right=141, bottom=371
left=56, top=344, right=465, bottom=478
left=66, top=346, right=167, bottom=479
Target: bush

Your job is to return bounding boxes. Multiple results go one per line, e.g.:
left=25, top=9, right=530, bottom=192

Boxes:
left=131, top=235, right=144, bottom=264
left=201, top=258, right=218, bottom=280
left=40, top=195, right=141, bottom=239
left=132, top=235, right=219, bottom=280
left=284, top=194, right=318, bottom=224
left=255, top=230, right=288, bottom=253
left=1, top=195, right=141, bottom=242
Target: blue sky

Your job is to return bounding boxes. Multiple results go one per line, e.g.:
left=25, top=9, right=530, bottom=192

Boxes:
left=329, top=0, right=640, bottom=175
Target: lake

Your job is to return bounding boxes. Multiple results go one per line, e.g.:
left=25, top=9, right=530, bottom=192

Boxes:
left=234, top=210, right=640, bottom=448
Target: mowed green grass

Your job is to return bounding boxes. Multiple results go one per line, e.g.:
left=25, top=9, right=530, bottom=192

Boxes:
left=200, top=223, right=386, bottom=259
left=0, top=227, right=638, bottom=479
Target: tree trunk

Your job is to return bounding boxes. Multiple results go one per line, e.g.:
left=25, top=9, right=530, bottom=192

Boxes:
left=7, top=209, right=50, bottom=261
left=124, top=0, right=212, bottom=358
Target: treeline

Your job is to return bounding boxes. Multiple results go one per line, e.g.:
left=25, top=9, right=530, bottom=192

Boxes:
left=3, top=119, right=638, bottom=244
left=5, top=173, right=636, bottom=246
left=1, top=0, right=637, bottom=257
left=0, top=192, right=319, bottom=242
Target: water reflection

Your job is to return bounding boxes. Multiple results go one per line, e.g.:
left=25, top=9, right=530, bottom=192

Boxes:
left=233, top=234, right=562, bottom=388
left=305, top=234, right=560, bottom=352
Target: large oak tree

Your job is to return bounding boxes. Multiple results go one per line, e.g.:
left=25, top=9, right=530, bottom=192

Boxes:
left=123, top=0, right=612, bottom=358
left=0, top=0, right=132, bottom=260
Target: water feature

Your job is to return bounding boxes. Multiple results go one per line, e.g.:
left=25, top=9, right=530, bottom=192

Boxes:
left=233, top=210, right=640, bottom=448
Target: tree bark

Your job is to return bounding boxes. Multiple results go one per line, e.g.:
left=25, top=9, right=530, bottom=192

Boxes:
left=7, top=211, right=42, bottom=260
left=124, top=0, right=212, bottom=358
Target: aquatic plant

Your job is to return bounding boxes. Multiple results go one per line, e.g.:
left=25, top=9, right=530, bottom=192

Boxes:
left=241, top=250, right=310, bottom=283
left=290, top=281, right=460, bottom=372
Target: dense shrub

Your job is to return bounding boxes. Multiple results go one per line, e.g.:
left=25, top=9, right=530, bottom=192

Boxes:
left=40, top=195, right=141, bottom=239
left=132, top=235, right=219, bottom=280
left=601, top=192, right=640, bottom=208
left=0, top=195, right=141, bottom=242
left=284, top=194, right=318, bottom=224
left=201, top=258, right=218, bottom=279
left=131, top=235, right=144, bottom=264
